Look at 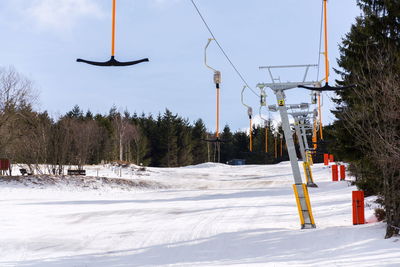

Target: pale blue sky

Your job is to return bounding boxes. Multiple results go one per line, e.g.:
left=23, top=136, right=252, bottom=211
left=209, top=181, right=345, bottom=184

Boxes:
left=0, top=0, right=360, bottom=131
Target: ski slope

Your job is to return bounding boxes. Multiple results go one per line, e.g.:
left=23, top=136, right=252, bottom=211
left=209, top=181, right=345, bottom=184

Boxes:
left=0, top=162, right=399, bottom=267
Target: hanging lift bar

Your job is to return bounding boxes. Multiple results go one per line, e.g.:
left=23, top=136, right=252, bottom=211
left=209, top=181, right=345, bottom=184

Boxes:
left=258, top=84, right=270, bottom=153
left=241, top=86, right=253, bottom=152
left=77, top=0, right=149, bottom=66
left=203, top=38, right=223, bottom=162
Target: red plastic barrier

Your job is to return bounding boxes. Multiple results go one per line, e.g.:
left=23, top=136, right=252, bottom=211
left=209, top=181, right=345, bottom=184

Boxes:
left=332, top=165, right=338, bottom=181
left=340, top=165, right=346, bottom=180
left=352, top=191, right=365, bottom=225
left=329, top=154, right=334, bottom=163
left=0, top=159, right=10, bottom=171
left=324, top=154, right=329, bottom=166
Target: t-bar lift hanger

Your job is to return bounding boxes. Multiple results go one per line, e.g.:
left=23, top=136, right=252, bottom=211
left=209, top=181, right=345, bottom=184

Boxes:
left=77, top=0, right=149, bottom=66
left=241, top=86, right=253, bottom=152
left=203, top=38, right=223, bottom=162
left=258, top=84, right=270, bottom=153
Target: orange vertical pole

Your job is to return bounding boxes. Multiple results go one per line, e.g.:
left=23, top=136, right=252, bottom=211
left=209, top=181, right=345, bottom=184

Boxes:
left=313, top=119, right=318, bottom=150
left=323, top=0, right=329, bottom=84
left=319, top=0, right=329, bottom=141
left=329, top=154, right=334, bottom=163
left=111, top=0, right=116, bottom=56
left=216, top=85, right=220, bottom=138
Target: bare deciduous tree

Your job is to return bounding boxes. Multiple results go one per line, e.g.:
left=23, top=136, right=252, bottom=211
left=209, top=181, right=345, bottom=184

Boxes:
left=0, top=66, right=38, bottom=161
left=340, top=50, right=400, bottom=238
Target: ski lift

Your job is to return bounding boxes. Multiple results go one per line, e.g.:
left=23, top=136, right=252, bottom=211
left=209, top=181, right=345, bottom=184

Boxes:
left=203, top=38, right=223, bottom=162
left=241, top=86, right=253, bottom=152
left=77, top=0, right=149, bottom=66
left=258, top=84, right=271, bottom=154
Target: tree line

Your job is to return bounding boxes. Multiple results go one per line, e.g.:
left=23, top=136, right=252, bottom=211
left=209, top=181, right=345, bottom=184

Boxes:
left=0, top=66, right=293, bottom=174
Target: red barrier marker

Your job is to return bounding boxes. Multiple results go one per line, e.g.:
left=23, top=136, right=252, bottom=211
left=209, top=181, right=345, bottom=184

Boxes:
left=332, top=164, right=338, bottom=181
left=329, top=154, right=334, bottom=163
left=0, top=159, right=10, bottom=171
left=324, top=154, right=329, bottom=166
left=352, top=191, right=365, bottom=225
left=340, top=165, right=346, bottom=180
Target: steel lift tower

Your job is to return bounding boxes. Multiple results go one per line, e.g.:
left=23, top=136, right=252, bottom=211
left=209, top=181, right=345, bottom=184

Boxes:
left=258, top=64, right=317, bottom=229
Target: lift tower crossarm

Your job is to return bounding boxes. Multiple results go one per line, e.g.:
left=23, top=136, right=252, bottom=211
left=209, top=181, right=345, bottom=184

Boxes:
left=257, top=82, right=319, bottom=91
left=259, top=64, right=318, bottom=84
left=260, top=64, right=318, bottom=69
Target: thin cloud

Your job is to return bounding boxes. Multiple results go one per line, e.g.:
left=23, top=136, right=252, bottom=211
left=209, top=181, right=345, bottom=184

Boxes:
left=24, top=0, right=104, bottom=31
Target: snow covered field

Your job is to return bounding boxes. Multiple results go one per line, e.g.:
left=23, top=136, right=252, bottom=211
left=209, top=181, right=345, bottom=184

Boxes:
left=0, top=162, right=399, bottom=267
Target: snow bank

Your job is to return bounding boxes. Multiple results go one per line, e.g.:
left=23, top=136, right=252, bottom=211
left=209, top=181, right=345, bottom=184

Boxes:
left=0, top=175, right=168, bottom=192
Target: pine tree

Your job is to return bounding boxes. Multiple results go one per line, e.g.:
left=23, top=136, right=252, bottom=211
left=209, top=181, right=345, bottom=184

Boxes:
left=333, top=0, right=400, bottom=238
left=220, top=125, right=234, bottom=163
left=159, top=109, right=179, bottom=167
left=176, top=117, right=193, bottom=166
left=191, top=119, right=208, bottom=164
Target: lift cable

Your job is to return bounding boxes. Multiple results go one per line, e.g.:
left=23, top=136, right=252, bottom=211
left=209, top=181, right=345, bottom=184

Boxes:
left=189, top=0, right=259, bottom=97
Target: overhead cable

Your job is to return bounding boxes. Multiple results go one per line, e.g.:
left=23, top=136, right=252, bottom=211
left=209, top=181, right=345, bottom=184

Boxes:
left=189, top=0, right=260, bottom=97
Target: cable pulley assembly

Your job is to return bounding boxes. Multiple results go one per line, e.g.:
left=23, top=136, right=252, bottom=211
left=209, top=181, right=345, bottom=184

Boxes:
left=77, top=0, right=149, bottom=67
left=258, top=84, right=267, bottom=107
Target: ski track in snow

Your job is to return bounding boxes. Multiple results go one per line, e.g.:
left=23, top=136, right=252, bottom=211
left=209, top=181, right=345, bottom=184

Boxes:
left=0, top=162, right=399, bottom=267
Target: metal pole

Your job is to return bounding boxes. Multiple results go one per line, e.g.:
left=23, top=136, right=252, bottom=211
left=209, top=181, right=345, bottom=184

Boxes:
left=275, top=90, right=303, bottom=184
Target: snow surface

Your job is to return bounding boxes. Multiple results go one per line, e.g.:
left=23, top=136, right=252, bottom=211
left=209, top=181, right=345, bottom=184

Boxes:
left=0, top=162, right=399, bottom=267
